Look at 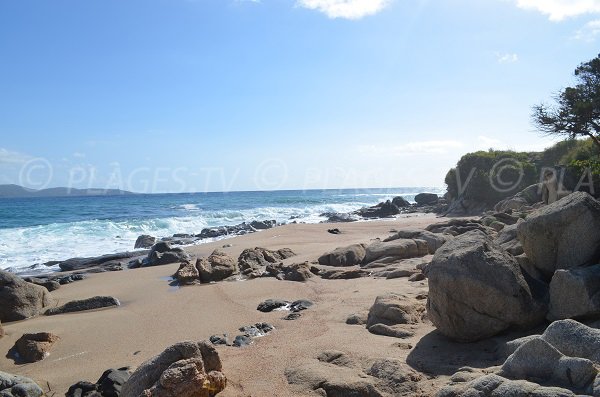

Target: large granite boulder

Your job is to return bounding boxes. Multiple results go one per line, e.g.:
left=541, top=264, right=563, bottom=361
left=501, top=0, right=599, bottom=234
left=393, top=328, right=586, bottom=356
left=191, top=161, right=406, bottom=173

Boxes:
left=494, top=183, right=543, bottom=213
left=0, top=371, right=44, bottom=397
left=427, top=230, right=547, bottom=342
left=14, top=332, right=60, bottom=363
left=318, top=244, right=366, bottom=267
left=0, top=270, right=53, bottom=322
left=121, top=340, right=226, bottom=397
left=197, top=249, right=237, bottom=283
left=363, top=239, right=429, bottom=265
left=145, top=242, right=191, bottom=267
left=517, top=192, right=600, bottom=279
left=366, top=294, right=425, bottom=339
left=384, top=228, right=448, bottom=254
left=548, top=265, right=600, bottom=321
left=134, top=235, right=156, bottom=249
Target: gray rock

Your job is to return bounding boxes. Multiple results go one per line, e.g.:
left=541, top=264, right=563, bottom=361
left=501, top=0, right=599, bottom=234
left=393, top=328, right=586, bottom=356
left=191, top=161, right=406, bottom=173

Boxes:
left=250, top=220, right=276, bottom=230
left=436, top=373, right=578, bottom=397
left=517, top=192, right=600, bottom=278
left=494, top=223, right=524, bottom=256
left=120, top=340, right=224, bottom=397
left=238, top=247, right=296, bottom=275
left=392, top=196, right=410, bottom=207
left=45, top=296, right=120, bottom=315
left=368, top=358, right=423, bottom=395
left=318, top=244, right=366, bottom=267
left=23, top=277, right=61, bottom=292
left=367, top=323, right=415, bottom=338
left=346, top=313, right=368, bottom=325
left=542, top=319, right=600, bottom=364
left=146, top=247, right=191, bottom=267
left=384, top=228, right=448, bottom=254
left=0, top=270, right=53, bottom=322
left=427, top=230, right=547, bottom=342
left=134, top=234, right=156, bottom=249
left=363, top=239, right=429, bottom=264
left=501, top=338, right=597, bottom=389
left=366, top=294, right=425, bottom=328
left=548, top=265, right=600, bottom=321
left=0, top=371, right=44, bottom=397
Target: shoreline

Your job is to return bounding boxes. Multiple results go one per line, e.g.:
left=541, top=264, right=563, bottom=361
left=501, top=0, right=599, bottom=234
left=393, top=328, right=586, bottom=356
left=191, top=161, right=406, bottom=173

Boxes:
left=0, top=214, right=448, bottom=395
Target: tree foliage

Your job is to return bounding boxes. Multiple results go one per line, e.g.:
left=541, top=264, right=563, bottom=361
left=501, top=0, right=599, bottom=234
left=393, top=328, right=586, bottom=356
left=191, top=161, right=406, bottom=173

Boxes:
left=533, top=54, right=600, bottom=151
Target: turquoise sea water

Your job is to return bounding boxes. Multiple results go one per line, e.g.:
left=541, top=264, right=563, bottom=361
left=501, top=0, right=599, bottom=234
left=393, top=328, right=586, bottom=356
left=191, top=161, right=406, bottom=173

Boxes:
left=0, top=187, right=443, bottom=272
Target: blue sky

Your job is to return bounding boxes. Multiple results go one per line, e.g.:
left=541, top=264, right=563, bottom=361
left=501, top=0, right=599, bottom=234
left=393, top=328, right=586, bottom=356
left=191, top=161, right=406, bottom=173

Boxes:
left=1, top=0, right=600, bottom=192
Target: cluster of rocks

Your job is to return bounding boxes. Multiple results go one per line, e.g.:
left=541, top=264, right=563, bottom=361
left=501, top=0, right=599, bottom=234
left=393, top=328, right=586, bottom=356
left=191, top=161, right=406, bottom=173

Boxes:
left=134, top=220, right=278, bottom=250
left=67, top=367, right=131, bottom=397
left=0, top=371, right=44, bottom=397
left=210, top=322, right=275, bottom=348
left=438, top=320, right=600, bottom=396
left=426, top=191, right=600, bottom=395
left=172, top=247, right=299, bottom=285
left=321, top=193, right=446, bottom=222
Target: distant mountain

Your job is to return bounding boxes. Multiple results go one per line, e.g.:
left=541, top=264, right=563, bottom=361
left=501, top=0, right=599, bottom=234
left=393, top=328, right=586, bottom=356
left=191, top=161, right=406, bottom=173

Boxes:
left=0, top=184, right=135, bottom=198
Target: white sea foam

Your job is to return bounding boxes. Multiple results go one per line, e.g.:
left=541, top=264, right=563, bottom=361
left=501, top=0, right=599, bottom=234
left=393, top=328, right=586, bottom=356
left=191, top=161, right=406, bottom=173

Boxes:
left=0, top=201, right=372, bottom=272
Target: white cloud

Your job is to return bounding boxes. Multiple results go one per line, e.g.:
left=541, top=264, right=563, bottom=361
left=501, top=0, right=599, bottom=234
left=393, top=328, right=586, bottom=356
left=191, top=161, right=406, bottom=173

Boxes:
left=514, top=0, right=600, bottom=21
left=496, top=52, right=519, bottom=64
left=0, top=148, right=32, bottom=165
left=297, top=0, right=391, bottom=19
left=357, top=140, right=464, bottom=156
left=574, top=19, right=600, bottom=41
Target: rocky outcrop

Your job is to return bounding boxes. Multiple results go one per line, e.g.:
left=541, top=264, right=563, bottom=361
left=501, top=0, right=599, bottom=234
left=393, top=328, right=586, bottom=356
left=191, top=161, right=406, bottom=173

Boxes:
left=392, top=196, right=410, bottom=207
left=238, top=247, right=296, bottom=277
left=366, top=294, right=425, bottom=339
left=197, top=220, right=276, bottom=239
left=265, top=262, right=314, bottom=282
left=517, top=192, right=600, bottom=279
left=23, top=277, right=61, bottom=292
left=134, top=235, right=156, bottom=249
left=494, top=183, right=543, bottom=213
left=45, top=296, right=120, bottom=315
left=318, top=244, right=366, bottom=267
left=363, top=239, right=429, bottom=265
left=197, top=249, right=237, bottom=282
left=55, top=251, right=148, bottom=272
left=355, top=200, right=401, bottom=218
left=548, top=265, right=600, bottom=321
left=0, top=270, right=53, bottom=322
left=427, top=230, right=547, bottom=342
left=383, top=228, right=448, bottom=254
left=0, top=371, right=44, bottom=397
left=425, top=219, right=488, bottom=236
left=13, top=332, right=59, bottom=363
left=121, top=340, right=226, bottom=397
left=67, top=367, right=131, bottom=397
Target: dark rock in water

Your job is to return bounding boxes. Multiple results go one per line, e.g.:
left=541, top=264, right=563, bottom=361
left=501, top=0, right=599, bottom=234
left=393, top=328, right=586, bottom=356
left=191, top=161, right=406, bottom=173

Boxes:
left=120, top=340, right=225, bottom=397
left=355, top=200, right=400, bottom=218
left=23, top=277, right=61, bottom=292
left=173, top=233, right=193, bottom=239
left=320, top=212, right=361, bottom=223
left=414, top=193, right=439, bottom=205
left=55, top=251, right=149, bottom=272
left=290, top=300, right=313, bottom=312
left=134, top=234, right=156, bottom=249
left=13, top=332, right=60, bottom=363
left=257, top=299, right=289, bottom=312
left=56, top=274, right=86, bottom=284
left=233, top=335, right=253, bottom=347
left=0, top=370, right=44, bottom=397
left=0, top=270, right=54, bottom=322
left=45, top=296, right=120, bottom=315
left=392, top=196, right=411, bottom=207
left=145, top=244, right=191, bottom=267
left=209, top=334, right=229, bottom=346
left=250, top=220, right=276, bottom=230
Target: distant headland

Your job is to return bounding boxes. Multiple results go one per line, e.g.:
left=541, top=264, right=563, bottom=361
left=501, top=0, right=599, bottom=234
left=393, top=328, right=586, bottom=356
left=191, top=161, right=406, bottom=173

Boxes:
left=0, top=184, right=134, bottom=198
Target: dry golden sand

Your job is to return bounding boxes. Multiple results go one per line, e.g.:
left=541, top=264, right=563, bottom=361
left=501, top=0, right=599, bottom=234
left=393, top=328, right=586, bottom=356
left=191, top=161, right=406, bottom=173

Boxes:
left=0, top=214, right=498, bottom=396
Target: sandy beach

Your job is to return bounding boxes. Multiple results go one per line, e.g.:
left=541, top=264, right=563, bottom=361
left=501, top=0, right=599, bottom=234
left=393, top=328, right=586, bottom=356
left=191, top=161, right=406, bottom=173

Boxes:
left=0, top=213, right=473, bottom=396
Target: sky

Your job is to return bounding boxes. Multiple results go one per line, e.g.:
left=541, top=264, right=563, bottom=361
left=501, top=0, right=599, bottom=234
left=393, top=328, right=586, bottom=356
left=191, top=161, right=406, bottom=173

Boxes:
left=1, top=0, right=600, bottom=193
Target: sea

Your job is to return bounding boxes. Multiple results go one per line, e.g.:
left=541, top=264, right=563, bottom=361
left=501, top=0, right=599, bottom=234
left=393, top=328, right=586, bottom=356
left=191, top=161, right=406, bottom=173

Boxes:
left=0, top=187, right=444, bottom=273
